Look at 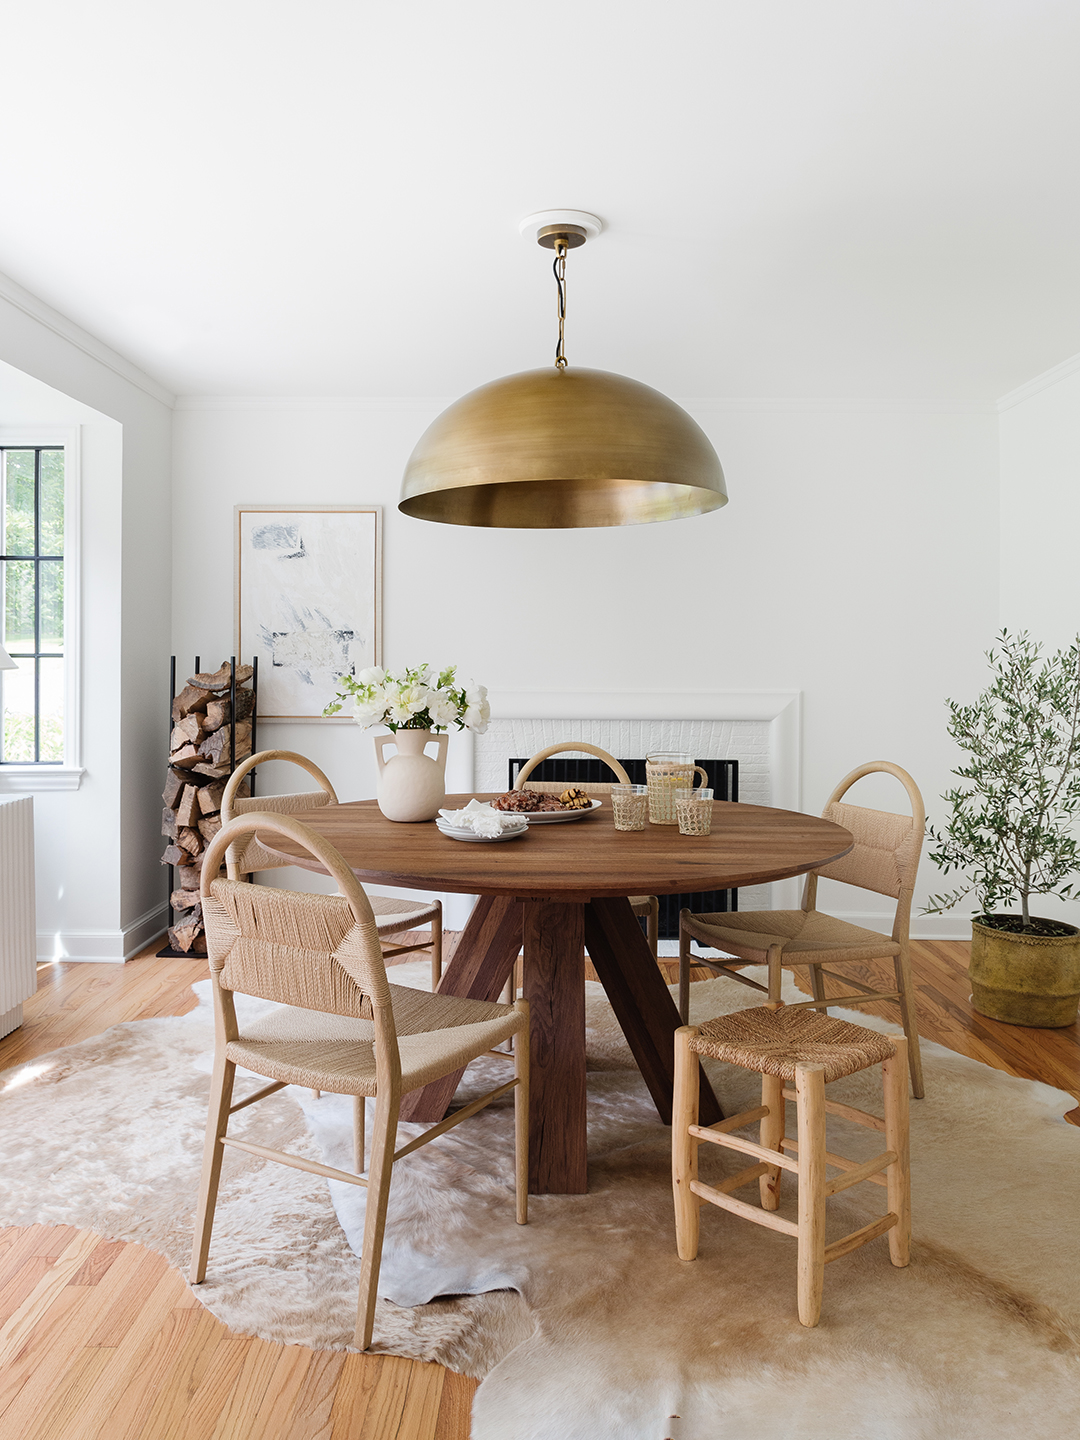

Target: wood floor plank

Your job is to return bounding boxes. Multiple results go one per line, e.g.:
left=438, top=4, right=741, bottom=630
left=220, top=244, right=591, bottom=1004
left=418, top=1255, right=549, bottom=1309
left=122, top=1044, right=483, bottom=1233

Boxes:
left=279, top=1349, right=348, bottom=1440
left=433, top=1371, right=480, bottom=1440
left=208, top=1336, right=282, bottom=1440
left=23, top=1344, right=114, bottom=1440
left=116, top=1307, right=222, bottom=1440
left=0, top=1228, right=101, bottom=1366
left=327, top=1353, right=383, bottom=1440
left=162, top=1331, right=253, bottom=1440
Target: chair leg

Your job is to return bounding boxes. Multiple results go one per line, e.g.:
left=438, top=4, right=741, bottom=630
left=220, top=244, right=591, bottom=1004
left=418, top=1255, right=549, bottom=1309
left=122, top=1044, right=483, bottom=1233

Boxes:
left=353, top=1095, right=366, bottom=1174
left=513, top=999, right=529, bottom=1224
left=678, top=911, right=692, bottom=1024
left=672, top=1026, right=701, bottom=1261
left=882, top=1035, right=911, bottom=1267
left=809, top=964, right=827, bottom=1005
left=190, top=1055, right=236, bottom=1284
left=354, top=1088, right=399, bottom=1352
left=647, top=896, right=659, bottom=962
left=795, top=1062, right=826, bottom=1326
left=759, top=1072, right=785, bottom=1210
left=893, top=945, right=925, bottom=1098
left=430, top=902, right=443, bottom=991
left=767, top=944, right=785, bottom=1003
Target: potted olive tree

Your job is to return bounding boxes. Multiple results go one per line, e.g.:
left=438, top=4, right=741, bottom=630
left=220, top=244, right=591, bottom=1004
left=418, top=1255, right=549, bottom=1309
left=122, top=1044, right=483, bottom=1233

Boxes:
left=926, top=630, right=1080, bottom=1027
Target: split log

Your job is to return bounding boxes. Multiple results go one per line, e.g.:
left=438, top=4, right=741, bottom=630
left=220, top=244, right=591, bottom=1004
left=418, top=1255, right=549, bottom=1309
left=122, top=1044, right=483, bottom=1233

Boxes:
left=199, top=720, right=253, bottom=765
left=177, top=827, right=203, bottom=857
left=172, top=685, right=212, bottom=721
left=178, top=862, right=203, bottom=889
left=204, top=699, right=229, bottom=730
left=188, top=662, right=254, bottom=691
left=170, top=744, right=202, bottom=769
left=161, top=807, right=178, bottom=841
left=170, top=889, right=201, bottom=912
left=196, top=780, right=226, bottom=816
left=169, top=922, right=207, bottom=955
left=192, top=761, right=232, bottom=780
left=173, top=713, right=207, bottom=746
left=197, top=815, right=222, bottom=844
left=161, top=844, right=188, bottom=867
left=176, top=785, right=200, bottom=829
left=162, top=770, right=185, bottom=809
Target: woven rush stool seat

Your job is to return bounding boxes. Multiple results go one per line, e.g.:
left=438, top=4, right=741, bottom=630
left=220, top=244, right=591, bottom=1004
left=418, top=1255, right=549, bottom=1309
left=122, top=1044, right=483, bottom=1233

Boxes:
left=673, top=1003, right=910, bottom=1327
left=690, top=1005, right=898, bottom=1083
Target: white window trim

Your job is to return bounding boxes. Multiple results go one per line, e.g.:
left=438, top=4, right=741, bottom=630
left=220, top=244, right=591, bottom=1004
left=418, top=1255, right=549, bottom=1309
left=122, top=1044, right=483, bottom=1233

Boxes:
left=0, top=426, right=83, bottom=792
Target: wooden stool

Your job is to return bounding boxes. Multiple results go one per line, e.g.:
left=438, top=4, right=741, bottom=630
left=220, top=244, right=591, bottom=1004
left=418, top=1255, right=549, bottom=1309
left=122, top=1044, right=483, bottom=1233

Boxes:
left=672, top=1005, right=910, bottom=1326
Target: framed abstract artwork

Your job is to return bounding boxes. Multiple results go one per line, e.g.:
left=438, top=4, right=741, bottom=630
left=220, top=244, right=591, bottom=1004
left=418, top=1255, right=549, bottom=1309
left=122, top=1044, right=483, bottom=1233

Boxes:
left=234, top=504, right=381, bottom=720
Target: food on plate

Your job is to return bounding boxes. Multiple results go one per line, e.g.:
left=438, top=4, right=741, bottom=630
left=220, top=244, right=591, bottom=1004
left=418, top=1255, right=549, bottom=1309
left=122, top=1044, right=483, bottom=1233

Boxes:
left=492, top=788, right=595, bottom=813
left=560, top=787, right=591, bottom=809
left=492, top=790, right=542, bottom=812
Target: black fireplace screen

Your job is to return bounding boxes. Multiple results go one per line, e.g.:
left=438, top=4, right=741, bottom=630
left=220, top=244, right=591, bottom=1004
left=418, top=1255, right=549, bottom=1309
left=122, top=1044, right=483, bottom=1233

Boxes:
left=506, top=756, right=739, bottom=939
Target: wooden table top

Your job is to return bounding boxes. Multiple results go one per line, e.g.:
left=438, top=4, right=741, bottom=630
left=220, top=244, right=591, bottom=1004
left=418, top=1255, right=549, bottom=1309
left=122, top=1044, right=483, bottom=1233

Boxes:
left=257, top=796, right=853, bottom=900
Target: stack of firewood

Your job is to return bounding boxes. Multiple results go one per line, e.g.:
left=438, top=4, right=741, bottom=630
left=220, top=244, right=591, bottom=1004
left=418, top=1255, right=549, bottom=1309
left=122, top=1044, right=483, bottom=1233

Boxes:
left=161, top=661, right=255, bottom=953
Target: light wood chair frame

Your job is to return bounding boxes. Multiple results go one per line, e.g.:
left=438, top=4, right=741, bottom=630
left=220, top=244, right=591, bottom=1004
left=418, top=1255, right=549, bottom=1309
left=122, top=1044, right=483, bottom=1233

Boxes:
left=678, top=762, right=926, bottom=1096
left=515, top=742, right=660, bottom=961
left=224, top=749, right=443, bottom=990
left=672, top=1022, right=910, bottom=1326
left=190, top=812, right=529, bottom=1352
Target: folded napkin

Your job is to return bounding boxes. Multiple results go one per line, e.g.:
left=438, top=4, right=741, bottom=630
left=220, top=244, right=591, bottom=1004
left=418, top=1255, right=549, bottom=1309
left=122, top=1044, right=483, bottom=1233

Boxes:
left=438, top=799, right=527, bottom=839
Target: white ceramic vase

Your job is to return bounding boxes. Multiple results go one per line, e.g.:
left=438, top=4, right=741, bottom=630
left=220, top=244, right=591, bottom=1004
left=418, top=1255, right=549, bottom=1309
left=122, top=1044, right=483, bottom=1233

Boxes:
left=373, top=728, right=448, bottom=822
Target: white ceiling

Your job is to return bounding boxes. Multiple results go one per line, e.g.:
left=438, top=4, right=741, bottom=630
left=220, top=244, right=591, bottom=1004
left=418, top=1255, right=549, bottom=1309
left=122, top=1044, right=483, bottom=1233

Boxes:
left=1, top=1, right=1078, bottom=402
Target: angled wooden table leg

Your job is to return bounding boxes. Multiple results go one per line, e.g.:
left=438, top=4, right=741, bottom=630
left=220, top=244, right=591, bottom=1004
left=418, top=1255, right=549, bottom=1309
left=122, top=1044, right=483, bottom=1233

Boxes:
left=584, top=896, right=723, bottom=1128
left=399, top=894, right=522, bottom=1123
left=522, top=900, right=587, bottom=1194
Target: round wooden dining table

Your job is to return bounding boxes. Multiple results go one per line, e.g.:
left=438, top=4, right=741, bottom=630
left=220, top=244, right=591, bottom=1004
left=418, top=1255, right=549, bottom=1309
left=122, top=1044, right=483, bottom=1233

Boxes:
left=259, top=796, right=853, bottom=1195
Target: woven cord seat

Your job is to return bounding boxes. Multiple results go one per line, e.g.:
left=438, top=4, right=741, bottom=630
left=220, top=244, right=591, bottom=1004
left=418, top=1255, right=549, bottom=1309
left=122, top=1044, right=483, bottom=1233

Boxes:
left=673, top=1002, right=910, bottom=1327
left=190, top=812, right=529, bottom=1353
left=678, top=760, right=926, bottom=1098
left=690, top=1005, right=897, bottom=1083
left=222, top=750, right=444, bottom=989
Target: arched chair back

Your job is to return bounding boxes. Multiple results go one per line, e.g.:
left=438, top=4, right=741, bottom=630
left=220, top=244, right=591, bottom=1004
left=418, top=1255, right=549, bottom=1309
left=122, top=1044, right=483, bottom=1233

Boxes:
left=220, top=749, right=337, bottom=878
left=515, top=741, right=631, bottom=796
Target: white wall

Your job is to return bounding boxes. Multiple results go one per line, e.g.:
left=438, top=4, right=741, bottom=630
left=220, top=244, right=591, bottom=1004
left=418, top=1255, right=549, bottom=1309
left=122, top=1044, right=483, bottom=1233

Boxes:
left=997, top=355, right=1080, bottom=928
left=173, top=396, right=1000, bottom=938
left=0, top=277, right=173, bottom=959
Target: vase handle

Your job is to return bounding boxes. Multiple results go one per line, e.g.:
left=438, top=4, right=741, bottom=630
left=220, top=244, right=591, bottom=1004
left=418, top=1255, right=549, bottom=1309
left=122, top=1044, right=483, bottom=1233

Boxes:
left=373, top=735, right=394, bottom=774
left=693, top=766, right=709, bottom=789
left=430, top=732, right=449, bottom=773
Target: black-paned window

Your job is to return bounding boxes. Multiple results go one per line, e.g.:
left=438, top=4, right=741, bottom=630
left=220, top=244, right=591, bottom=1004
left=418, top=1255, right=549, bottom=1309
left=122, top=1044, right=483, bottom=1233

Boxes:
left=0, top=447, right=64, bottom=764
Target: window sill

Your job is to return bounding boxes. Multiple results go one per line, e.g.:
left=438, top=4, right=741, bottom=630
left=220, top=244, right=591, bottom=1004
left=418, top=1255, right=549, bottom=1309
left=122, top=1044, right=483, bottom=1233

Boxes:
left=0, top=767, right=84, bottom=792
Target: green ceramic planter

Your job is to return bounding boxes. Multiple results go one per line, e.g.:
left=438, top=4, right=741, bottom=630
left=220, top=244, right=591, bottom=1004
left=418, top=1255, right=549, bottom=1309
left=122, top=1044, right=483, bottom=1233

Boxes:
left=969, top=918, right=1080, bottom=1027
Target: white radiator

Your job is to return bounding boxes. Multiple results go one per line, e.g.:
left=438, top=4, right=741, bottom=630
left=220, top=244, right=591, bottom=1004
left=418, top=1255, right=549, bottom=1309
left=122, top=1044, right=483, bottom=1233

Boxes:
left=0, top=796, right=36, bottom=1039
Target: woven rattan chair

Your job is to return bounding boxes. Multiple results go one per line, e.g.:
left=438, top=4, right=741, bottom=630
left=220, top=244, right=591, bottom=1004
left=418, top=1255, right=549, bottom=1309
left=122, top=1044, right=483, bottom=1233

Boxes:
left=516, top=742, right=659, bottom=960
left=678, top=762, right=925, bottom=1097
left=673, top=1004, right=910, bottom=1326
left=190, top=812, right=529, bottom=1352
left=223, top=749, right=443, bottom=989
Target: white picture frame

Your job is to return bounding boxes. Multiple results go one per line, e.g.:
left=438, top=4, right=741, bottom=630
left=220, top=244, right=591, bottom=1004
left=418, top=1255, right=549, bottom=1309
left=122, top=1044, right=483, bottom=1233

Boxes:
left=234, top=504, right=382, bottom=720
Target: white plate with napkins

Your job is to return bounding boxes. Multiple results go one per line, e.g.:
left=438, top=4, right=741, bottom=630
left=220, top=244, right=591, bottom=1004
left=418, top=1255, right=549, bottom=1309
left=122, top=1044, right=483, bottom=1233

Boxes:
left=436, top=800, right=529, bottom=843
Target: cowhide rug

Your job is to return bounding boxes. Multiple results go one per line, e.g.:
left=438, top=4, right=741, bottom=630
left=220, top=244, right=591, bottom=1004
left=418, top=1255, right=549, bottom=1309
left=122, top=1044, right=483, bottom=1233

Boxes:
left=2, top=961, right=1078, bottom=1439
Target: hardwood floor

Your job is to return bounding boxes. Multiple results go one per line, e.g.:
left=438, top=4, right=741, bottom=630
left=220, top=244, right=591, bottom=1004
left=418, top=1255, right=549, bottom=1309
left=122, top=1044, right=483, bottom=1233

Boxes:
left=2, top=932, right=1077, bottom=1438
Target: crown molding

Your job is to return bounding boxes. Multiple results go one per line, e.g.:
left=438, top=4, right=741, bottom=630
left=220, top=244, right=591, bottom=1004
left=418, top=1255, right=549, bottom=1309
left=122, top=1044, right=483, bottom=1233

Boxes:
left=679, top=397, right=993, bottom=415
left=174, top=395, right=454, bottom=413
left=995, top=351, right=1080, bottom=412
left=0, top=270, right=175, bottom=409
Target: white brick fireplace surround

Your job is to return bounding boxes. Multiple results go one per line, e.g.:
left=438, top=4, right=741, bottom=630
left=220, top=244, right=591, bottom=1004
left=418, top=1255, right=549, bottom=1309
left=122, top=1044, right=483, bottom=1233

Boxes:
left=439, top=690, right=803, bottom=934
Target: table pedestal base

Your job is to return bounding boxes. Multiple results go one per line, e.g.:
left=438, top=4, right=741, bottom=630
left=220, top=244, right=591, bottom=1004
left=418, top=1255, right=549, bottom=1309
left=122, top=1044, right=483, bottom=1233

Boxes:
left=399, top=894, right=723, bottom=1193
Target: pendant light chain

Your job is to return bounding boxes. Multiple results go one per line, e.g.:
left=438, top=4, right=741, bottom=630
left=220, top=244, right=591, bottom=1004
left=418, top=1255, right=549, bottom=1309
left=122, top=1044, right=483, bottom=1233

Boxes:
left=553, top=240, right=568, bottom=369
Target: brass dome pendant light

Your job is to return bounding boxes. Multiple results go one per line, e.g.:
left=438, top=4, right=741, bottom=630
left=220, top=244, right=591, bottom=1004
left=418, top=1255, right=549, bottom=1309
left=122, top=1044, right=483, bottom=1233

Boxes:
left=398, top=210, right=727, bottom=529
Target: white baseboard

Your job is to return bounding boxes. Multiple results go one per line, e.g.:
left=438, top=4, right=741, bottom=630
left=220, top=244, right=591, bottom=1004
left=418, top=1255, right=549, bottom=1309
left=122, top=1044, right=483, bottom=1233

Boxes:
left=37, top=903, right=170, bottom=964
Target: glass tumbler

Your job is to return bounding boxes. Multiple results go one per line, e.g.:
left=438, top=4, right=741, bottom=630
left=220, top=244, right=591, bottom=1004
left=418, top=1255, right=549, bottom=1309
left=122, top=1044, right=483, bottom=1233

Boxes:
left=675, top=787, right=714, bottom=836
left=610, top=783, right=649, bottom=831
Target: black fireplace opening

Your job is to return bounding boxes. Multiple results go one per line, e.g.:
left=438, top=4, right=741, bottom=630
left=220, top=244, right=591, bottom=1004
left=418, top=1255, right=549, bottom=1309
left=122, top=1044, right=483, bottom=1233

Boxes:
left=506, top=756, right=739, bottom=940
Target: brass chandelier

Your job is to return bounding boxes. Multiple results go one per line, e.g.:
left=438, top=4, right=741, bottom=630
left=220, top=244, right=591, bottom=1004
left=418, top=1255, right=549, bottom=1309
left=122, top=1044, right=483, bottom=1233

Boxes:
left=399, top=210, right=727, bottom=529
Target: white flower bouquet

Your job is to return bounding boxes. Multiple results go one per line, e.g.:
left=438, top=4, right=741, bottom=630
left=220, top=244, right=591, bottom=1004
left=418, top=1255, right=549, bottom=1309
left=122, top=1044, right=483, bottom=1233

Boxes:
left=323, top=663, right=490, bottom=734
